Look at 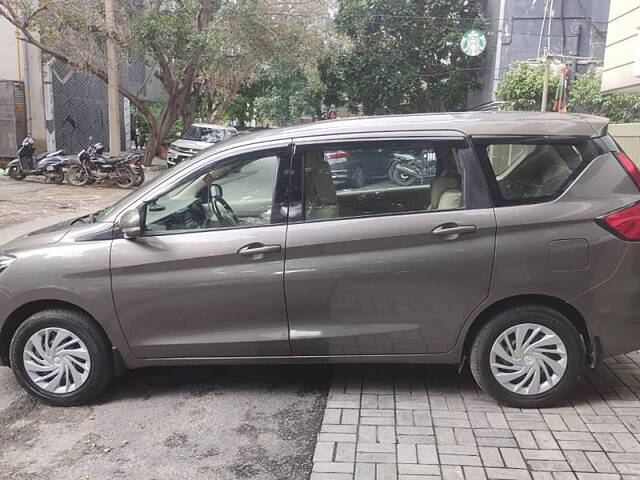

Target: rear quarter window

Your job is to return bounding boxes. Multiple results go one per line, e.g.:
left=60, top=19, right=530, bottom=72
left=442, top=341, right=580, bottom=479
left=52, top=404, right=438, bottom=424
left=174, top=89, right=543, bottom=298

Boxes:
left=474, top=138, right=605, bottom=206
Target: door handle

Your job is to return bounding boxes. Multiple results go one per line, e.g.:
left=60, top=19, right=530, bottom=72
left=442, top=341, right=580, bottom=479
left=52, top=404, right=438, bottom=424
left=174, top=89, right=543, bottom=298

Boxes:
left=431, top=223, right=477, bottom=237
left=237, top=243, right=282, bottom=256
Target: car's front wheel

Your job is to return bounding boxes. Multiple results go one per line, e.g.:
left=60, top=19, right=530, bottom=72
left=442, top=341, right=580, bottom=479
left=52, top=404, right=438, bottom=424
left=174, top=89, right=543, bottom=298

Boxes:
left=470, top=305, right=585, bottom=408
left=9, top=309, right=114, bottom=406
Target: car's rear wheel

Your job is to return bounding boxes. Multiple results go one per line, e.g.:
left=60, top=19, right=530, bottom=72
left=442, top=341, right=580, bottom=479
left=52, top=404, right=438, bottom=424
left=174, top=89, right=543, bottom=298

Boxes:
left=9, top=309, right=114, bottom=406
left=470, top=305, right=585, bottom=408
left=349, top=164, right=366, bottom=188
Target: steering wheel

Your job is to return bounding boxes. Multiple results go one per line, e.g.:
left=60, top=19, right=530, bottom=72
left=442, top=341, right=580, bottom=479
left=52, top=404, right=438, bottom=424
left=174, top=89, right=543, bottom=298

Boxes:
left=211, top=194, right=238, bottom=226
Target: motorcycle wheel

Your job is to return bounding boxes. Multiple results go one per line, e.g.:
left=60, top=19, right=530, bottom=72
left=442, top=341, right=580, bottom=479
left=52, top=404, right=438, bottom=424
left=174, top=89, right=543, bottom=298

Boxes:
left=133, top=167, right=145, bottom=187
left=66, top=165, right=90, bottom=186
left=114, top=165, right=135, bottom=189
left=9, top=166, right=26, bottom=181
left=388, top=164, right=417, bottom=187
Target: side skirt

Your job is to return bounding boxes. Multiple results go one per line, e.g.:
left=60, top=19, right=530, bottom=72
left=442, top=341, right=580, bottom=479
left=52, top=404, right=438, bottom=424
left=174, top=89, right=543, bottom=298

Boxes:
left=121, top=352, right=461, bottom=369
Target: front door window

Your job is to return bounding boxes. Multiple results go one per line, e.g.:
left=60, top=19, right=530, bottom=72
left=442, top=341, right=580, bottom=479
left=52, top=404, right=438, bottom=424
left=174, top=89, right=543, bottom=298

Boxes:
left=145, top=153, right=280, bottom=233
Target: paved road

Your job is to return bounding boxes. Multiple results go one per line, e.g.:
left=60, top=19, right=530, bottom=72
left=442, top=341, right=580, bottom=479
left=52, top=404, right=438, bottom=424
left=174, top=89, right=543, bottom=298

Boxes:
left=1, top=365, right=328, bottom=480
left=312, top=360, right=640, bottom=480
left=0, top=177, right=329, bottom=480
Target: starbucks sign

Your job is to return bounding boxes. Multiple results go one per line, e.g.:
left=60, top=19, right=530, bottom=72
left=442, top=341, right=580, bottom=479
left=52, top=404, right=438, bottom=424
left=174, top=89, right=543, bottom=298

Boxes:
left=461, top=29, right=486, bottom=57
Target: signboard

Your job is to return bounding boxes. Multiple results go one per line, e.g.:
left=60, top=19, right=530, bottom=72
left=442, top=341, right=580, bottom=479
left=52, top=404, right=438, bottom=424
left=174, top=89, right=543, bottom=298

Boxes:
left=461, top=29, right=487, bottom=57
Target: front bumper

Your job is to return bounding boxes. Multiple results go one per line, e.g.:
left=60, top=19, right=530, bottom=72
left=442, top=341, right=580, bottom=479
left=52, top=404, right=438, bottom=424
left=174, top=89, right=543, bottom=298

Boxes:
left=0, top=289, right=17, bottom=367
left=167, top=149, right=193, bottom=167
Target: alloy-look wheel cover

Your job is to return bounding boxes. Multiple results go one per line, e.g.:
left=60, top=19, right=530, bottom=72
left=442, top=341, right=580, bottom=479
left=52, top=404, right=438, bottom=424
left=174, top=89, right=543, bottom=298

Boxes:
left=22, top=328, right=91, bottom=394
left=490, top=323, right=567, bottom=396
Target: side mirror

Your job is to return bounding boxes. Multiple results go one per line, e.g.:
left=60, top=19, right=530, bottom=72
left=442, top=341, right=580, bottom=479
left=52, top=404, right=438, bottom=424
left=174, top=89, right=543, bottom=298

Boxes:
left=120, top=209, right=142, bottom=239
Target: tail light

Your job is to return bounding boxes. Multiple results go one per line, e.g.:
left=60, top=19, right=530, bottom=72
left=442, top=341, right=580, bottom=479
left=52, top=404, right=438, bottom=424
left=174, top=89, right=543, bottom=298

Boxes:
left=597, top=152, right=640, bottom=241
left=325, top=150, right=350, bottom=161
left=614, top=151, right=640, bottom=190
left=599, top=202, right=640, bottom=241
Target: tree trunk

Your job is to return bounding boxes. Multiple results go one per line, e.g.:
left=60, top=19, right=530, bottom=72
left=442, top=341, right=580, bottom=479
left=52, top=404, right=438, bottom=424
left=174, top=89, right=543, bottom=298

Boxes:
left=144, top=123, right=160, bottom=167
left=142, top=98, right=182, bottom=166
left=209, top=90, right=238, bottom=123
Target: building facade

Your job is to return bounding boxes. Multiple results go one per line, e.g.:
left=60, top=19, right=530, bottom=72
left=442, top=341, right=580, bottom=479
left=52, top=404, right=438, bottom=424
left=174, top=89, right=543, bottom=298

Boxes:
left=0, top=18, right=164, bottom=156
left=601, top=1, right=640, bottom=93
left=468, top=0, right=610, bottom=109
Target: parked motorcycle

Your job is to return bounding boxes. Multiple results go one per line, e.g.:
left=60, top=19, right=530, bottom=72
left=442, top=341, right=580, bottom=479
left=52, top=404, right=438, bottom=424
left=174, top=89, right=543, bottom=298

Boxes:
left=126, top=153, right=145, bottom=187
left=387, top=151, right=437, bottom=186
left=8, top=134, right=67, bottom=184
left=66, top=142, right=136, bottom=188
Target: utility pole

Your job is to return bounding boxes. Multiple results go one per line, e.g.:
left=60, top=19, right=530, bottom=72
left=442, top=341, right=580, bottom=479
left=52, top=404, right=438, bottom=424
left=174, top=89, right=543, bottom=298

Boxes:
left=105, top=0, right=120, bottom=156
left=541, top=54, right=552, bottom=112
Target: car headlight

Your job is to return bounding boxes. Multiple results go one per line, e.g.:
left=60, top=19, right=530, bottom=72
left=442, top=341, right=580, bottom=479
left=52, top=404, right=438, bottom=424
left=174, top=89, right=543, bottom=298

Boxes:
left=0, top=253, right=16, bottom=274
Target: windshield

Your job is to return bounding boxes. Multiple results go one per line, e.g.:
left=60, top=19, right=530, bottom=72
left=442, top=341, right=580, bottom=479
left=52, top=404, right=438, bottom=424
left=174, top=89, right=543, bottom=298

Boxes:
left=182, top=126, right=225, bottom=143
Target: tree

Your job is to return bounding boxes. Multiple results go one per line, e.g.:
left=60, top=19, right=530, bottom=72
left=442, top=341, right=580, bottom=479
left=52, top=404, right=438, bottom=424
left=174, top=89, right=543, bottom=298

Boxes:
left=223, top=19, right=347, bottom=126
left=0, top=0, right=327, bottom=165
left=245, top=60, right=327, bottom=126
left=495, top=62, right=559, bottom=111
left=570, top=69, right=640, bottom=123
left=333, top=0, right=485, bottom=115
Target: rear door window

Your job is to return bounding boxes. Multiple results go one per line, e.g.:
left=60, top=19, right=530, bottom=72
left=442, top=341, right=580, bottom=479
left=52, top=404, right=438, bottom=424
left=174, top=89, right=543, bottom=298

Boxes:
left=474, top=138, right=604, bottom=205
left=298, top=139, right=471, bottom=221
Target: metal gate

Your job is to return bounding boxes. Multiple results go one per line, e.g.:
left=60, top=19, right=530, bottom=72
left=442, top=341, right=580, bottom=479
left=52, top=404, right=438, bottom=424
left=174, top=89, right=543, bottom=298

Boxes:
left=51, top=60, right=125, bottom=154
left=0, top=81, right=26, bottom=157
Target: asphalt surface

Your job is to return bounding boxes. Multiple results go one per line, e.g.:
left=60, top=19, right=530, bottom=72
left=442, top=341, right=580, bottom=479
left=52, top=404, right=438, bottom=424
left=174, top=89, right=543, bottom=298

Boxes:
left=0, top=175, right=330, bottom=480
left=0, top=365, right=328, bottom=480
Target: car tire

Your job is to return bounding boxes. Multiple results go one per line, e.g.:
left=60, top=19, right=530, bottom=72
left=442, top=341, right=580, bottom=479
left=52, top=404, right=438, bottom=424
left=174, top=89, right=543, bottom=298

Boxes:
left=9, top=309, right=114, bottom=406
left=350, top=164, right=366, bottom=188
left=469, top=305, right=585, bottom=408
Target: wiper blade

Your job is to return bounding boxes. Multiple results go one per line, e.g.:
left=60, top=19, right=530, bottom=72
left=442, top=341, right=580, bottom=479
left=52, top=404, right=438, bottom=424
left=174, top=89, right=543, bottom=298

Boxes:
left=71, top=215, right=90, bottom=225
left=71, top=210, right=101, bottom=225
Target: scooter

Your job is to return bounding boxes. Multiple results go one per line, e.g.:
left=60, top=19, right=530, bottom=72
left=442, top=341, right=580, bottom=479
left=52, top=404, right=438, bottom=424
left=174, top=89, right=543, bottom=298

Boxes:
left=8, top=134, right=67, bottom=184
left=387, top=151, right=437, bottom=186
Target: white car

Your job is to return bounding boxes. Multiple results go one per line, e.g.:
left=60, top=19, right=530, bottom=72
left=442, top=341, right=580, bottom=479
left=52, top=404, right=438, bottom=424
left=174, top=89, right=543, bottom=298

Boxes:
left=167, top=123, right=237, bottom=167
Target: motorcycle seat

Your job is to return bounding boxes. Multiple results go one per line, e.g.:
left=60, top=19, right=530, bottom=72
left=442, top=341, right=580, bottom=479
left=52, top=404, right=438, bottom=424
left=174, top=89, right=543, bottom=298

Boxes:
left=35, top=150, right=65, bottom=161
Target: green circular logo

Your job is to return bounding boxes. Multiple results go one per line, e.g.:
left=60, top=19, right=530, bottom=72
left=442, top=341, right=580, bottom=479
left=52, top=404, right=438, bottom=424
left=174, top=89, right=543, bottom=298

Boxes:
left=461, top=29, right=487, bottom=57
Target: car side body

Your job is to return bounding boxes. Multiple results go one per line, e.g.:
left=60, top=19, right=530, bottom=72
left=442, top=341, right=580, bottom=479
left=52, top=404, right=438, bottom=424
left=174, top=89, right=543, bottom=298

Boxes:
left=1, top=111, right=640, bottom=406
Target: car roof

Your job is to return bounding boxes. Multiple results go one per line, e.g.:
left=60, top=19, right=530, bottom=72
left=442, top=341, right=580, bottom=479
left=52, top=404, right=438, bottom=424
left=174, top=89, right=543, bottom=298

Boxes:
left=191, top=123, right=229, bottom=129
left=214, top=112, right=609, bottom=150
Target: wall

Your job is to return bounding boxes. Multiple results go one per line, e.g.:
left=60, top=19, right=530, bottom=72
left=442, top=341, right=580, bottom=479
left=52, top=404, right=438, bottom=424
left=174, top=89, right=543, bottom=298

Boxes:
left=610, top=123, right=640, bottom=165
left=601, top=1, right=640, bottom=93
left=0, top=20, right=48, bottom=151
left=0, top=19, right=19, bottom=82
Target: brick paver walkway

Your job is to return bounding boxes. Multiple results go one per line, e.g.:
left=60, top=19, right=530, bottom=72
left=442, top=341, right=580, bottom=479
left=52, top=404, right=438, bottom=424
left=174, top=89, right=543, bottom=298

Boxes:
left=311, top=353, right=640, bottom=480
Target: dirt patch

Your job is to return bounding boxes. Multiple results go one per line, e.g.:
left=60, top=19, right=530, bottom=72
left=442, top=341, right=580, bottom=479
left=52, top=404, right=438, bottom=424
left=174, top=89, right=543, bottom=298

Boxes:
left=0, top=177, right=129, bottom=229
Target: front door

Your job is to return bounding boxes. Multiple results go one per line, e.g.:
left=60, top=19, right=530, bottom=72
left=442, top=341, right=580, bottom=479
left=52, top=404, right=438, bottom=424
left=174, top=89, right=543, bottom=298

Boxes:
left=111, top=147, right=292, bottom=358
left=285, top=136, right=496, bottom=355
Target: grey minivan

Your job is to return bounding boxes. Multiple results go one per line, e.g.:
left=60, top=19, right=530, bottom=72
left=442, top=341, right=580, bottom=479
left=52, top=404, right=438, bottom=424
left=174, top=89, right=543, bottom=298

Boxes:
left=2, top=112, right=640, bottom=408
